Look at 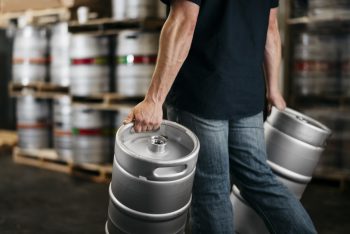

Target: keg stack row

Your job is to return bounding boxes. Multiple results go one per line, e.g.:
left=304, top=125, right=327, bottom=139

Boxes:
left=13, top=23, right=160, bottom=96
left=308, top=0, right=350, bottom=18
left=17, top=95, right=131, bottom=164
left=13, top=20, right=160, bottom=164
left=293, top=32, right=350, bottom=96
left=292, top=0, right=350, bottom=18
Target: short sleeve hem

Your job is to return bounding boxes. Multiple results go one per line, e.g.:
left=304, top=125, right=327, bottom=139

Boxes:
left=161, top=0, right=201, bottom=6
left=270, top=0, right=279, bottom=8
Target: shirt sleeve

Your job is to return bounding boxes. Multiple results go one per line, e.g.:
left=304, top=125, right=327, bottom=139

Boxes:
left=270, top=0, right=279, bottom=8
left=160, top=0, right=201, bottom=6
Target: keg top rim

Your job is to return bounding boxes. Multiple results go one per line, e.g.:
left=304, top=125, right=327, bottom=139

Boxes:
left=116, top=120, right=200, bottom=164
left=272, top=107, right=332, bottom=135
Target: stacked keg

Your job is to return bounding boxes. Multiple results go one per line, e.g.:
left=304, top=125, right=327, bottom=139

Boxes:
left=112, top=0, right=162, bottom=20
left=53, top=96, right=73, bottom=161
left=341, top=35, right=350, bottom=95
left=232, top=107, right=331, bottom=234
left=309, top=0, right=350, bottom=18
left=50, top=22, right=71, bottom=87
left=106, top=120, right=200, bottom=234
left=293, top=32, right=338, bottom=95
left=72, top=106, right=110, bottom=164
left=157, top=1, right=167, bottom=19
left=70, top=35, right=109, bottom=96
left=114, top=108, right=131, bottom=128
left=125, top=0, right=158, bottom=19
left=16, top=96, right=50, bottom=149
left=116, top=30, right=159, bottom=96
left=12, top=26, right=48, bottom=84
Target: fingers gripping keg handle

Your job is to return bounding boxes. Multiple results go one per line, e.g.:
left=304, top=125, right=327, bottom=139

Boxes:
left=126, top=122, right=161, bottom=134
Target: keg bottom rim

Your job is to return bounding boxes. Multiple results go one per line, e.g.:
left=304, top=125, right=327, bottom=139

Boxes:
left=109, top=183, right=191, bottom=221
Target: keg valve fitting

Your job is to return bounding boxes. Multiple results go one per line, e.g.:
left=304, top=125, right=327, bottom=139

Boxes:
left=296, top=115, right=308, bottom=124
left=149, top=135, right=167, bottom=153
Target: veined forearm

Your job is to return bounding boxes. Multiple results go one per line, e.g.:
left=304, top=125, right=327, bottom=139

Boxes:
left=145, top=6, right=198, bottom=105
left=264, top=9, right=281, bottom=93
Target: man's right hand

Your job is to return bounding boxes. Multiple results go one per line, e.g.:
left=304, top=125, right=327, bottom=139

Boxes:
left=123, top=99, right=163, bottom=133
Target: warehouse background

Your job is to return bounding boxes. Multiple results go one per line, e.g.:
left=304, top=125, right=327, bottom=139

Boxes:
left=0, top=0, right=349, bottom=233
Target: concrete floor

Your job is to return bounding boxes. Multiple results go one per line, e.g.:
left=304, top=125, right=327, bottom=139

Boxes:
left=0, top=150, right=349, bottom=234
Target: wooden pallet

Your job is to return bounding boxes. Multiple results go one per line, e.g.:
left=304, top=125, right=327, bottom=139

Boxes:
left=9, top=82, right=69, bottom=99
left=313, top=166, right=350, bottom=191
left=13, top=147, right=112, bottom=183
left=290, top=94, right=350, bottom=108
left=72, top=93, right=141, bottom=111
left=0, top=130, right=17, bottom=152
left=68, top=17, right=165, bottom=34
left=0, top=7, right=70, bottom=28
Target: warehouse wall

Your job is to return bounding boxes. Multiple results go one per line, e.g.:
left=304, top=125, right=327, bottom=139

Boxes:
left=0, top=29, right=15, bottom=130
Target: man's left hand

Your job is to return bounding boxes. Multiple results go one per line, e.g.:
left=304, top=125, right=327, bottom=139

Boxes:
left=267, top=89, right=286, bottom=114
left=123, top=99, right=163, bottom=133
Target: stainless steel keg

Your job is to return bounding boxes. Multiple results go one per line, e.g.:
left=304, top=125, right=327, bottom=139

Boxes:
left=266, top=107, right=331, bottom=178
left=50, top=22, right=70, bottom=87
left=106, top=120, right=200, bottom=234
left=125, top=0, right=158, bottom=19
left=293, top=32, right=338, bottom=95
left=309, top=0, right=350, bottom=18
left=16, top=96, right=50, bottom=149
left=341, top=35, right=350, bottom=95
left=232, top=107, right=331, bottom=234
left=12, top=26, right=48, bottom=84
left=70, top=35, right=109, bottom=96
left=116, top=30, right=159, bottom=96
left=53, top=96, right=73, bottom=161
left=112, top=0, right=126, bottom=20
left=71, top=105, right=110, bottom=164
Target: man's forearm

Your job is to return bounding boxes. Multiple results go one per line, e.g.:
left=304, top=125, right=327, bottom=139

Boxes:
left=145, top=1, right=199, bottom=105
left=264, top=8, right=281, bottom=93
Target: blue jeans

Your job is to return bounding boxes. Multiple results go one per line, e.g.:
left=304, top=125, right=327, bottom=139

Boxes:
left=167, top=106, right=317, bottom=234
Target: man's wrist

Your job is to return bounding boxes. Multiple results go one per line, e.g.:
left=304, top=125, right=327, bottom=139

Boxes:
left=144, top=93, right=164, bottom=106
left=267, top=85, right=280, bottom=95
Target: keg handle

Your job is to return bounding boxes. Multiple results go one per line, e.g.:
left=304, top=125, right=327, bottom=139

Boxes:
left=126, top=122, right=161, bottom=134
left=152, top=164, right=190, bottom=180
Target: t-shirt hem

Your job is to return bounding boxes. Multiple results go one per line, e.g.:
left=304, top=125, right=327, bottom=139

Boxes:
left=165, top=102, right=264, bottom=120
left=161, top=0, right=201, bottom=6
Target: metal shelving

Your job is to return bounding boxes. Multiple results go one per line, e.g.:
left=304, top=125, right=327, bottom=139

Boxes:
left=288, top=15, right=350, bottom=25
left=68, top=17, right=165, bottom=35
left=285, top=0, right=350, bottom=182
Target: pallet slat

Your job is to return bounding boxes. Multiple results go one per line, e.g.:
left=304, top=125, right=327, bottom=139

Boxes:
left=0, top=130, right=18, bottom=151
left=13, top=147, right=112, bottom=183
left=9, top=82, right=69, bottom=99
left=0, top=7, right=70, bottom=28
left=68, top=18, right=165, bottom=34
left=314, top=166, right=350, bottom=191
left=8, top=82, right=140, bottom=111
left=72, top=93, right=140, bottom=111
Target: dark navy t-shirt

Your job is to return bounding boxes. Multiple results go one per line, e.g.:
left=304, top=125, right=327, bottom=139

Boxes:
left=161, top=0, right=279, bottom=119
